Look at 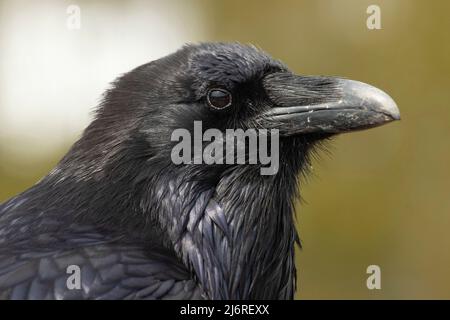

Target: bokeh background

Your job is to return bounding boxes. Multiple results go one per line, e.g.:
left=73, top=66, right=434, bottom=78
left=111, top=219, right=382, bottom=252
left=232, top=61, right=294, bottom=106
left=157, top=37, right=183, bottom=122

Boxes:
left=1, top=0, right=449, bottom=299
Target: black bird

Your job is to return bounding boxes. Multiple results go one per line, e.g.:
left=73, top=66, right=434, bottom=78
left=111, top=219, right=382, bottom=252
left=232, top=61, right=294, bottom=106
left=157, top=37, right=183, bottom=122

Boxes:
left=0, top=43, right=399, bottom=300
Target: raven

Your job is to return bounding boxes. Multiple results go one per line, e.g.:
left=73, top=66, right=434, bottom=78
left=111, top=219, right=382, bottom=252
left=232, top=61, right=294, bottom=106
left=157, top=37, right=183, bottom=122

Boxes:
left=0, top=43, right=399, bottom=300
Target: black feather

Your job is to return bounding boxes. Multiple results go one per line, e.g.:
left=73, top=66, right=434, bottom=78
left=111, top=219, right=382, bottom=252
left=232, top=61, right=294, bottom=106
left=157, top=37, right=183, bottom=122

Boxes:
left=0, top=43, right=329, bottom=300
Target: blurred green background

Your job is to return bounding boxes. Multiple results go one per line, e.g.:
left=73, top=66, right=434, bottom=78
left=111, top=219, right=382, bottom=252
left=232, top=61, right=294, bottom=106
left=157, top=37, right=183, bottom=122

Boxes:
left=1, top=0, right=449, bottom=299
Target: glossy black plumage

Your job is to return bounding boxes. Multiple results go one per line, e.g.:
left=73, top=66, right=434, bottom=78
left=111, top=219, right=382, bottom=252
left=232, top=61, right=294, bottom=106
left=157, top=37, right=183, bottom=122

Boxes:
left=0, top=42, right=399, bottom=300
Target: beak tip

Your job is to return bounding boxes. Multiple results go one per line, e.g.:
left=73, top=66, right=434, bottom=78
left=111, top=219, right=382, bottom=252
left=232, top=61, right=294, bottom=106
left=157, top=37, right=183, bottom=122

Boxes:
left=383, top=100, right=401, bottom=122
left=391, top=112, right=401, bottom=121
left=378, top=91, right=400, bottom=122
left=341, top=79, right=400, bottom=123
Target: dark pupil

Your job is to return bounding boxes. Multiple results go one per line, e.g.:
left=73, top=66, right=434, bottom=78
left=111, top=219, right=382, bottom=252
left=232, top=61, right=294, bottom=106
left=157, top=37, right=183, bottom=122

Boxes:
left=208, top=90, right=230, bottom=108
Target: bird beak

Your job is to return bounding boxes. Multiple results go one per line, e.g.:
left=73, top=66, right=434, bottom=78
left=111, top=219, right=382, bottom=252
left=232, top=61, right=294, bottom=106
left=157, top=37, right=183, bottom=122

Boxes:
left=261, top=72, right=400, bottom=136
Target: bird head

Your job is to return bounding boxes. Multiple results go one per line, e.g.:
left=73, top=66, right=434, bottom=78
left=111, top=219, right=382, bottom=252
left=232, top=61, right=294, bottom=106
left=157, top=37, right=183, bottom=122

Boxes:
left=49, top=43, right=399, bottom=299
left=89, top=42, right=399, bottom=177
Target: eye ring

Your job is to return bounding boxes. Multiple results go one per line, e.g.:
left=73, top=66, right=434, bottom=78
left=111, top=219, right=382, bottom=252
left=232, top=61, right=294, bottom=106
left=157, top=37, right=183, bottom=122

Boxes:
left=206, top=88, right=232, bottom=110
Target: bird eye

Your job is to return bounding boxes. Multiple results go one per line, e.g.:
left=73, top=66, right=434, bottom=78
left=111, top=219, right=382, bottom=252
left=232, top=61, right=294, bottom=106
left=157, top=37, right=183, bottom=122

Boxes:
left=206, top=89, right=232, bottom=110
